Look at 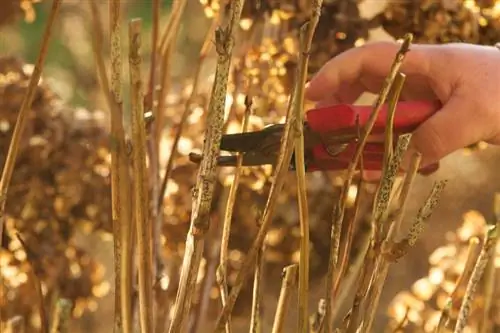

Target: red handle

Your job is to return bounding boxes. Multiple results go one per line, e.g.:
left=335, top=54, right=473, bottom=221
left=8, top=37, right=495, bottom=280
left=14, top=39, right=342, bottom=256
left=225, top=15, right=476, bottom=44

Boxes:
left=306, top=100, right=442, bottom=135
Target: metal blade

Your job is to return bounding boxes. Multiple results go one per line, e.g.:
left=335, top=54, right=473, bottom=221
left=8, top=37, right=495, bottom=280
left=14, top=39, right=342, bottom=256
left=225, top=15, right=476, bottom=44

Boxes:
left=189, top=152, right=278, bottom=167
left=220, top=123, right=285, bottom=153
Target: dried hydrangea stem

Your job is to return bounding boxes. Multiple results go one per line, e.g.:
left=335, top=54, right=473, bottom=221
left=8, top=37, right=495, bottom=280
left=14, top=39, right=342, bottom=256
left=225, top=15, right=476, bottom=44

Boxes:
left=155, top=0, right=187, bottom=146
left=168, top=2, right=245, bottom=332
left=159, top=0, right=188, bottom=54
left=361, top=150, right=422, bottom=333
left=454, top=226, right=498, bottom=333
left=331, top=223, right=371, bottom=323
left=372, top=73, right=407, bottom=240
left=216, top=98, right=252, bottom=333
left=435, top=237, right=481, bottom=333
left=310, top=299, right=327, bottom=333
left=332, top=175, right=363, bottom=297
left=129, top=19, right=154, bottom=333
left=158, top=18, right=217, bottom=209
left=107, top=2, right=135, bottom=332
left=249, top=243, right=265, bottom=333
left=323, top=34, right=413, bottom=333
left=401, top=180, right=448, bottom=248
left=148, top=0, right=160, bottom=106
left=0, top=0, right=61, bottom=249
left=214, top=2, right=323, bottom=331
left=272, top=265, right=298, bottom=333
left=49, top=299, right=72, bottom=333
left=293, top=2, right=324, bottom=331
left=479, top=195, right=500, bottom=333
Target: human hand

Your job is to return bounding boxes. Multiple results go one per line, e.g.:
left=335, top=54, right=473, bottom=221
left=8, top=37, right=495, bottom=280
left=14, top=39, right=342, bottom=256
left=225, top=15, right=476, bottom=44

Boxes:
left=305, top=41, right=500, bottom=174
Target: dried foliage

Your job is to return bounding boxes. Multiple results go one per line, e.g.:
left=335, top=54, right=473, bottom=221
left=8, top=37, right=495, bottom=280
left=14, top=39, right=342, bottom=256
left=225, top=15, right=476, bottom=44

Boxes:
left=1, top=1, right=500, bottom=332
left=377, top=0, right=500, bottom=44
left=0, top=0, right=42, bottom=27
left=0, top=56, right=111, bottom=329
left=388, top=210, right=500, bottom=332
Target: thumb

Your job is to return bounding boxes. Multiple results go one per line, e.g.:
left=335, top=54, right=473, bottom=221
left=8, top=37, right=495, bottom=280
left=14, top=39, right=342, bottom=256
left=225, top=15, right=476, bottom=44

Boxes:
left=402, top=95, right=485, bottom=168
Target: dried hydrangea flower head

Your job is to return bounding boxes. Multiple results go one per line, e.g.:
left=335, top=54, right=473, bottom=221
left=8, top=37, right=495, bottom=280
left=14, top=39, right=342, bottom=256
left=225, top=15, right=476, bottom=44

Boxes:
left=0, top=56, right=111, bottom=329
left=0, top=0, right=42, bottom=27
left=387, top=210, right=500, bottom=332
left=376, top=0, right=500, bottom=44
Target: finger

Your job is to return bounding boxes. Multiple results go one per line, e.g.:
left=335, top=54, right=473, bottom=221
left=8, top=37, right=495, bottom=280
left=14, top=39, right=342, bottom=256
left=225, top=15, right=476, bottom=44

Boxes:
left=314, top=81, right=366, bottom=108
left=404, top=95, right=487, bottom=167
left=305, top=41, right=431, bottom=102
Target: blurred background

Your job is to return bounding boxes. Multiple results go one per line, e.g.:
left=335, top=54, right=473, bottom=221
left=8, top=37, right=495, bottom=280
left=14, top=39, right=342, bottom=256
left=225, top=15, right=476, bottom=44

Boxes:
left=1, top=0, right=500, bottom=332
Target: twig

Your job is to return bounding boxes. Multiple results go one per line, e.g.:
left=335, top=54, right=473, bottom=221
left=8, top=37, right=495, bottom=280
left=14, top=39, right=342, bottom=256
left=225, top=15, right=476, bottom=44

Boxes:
left=271, top=265, right=298, bottom=333
left=362, top=152, right=429, bottom=333
left=479, top=195, right=500, bottom=333
left=346, top=136, right=416, bottom=333
left=386, top=179, right=448, bottom=260
left=88, top=0, right=111, bottom=109
left=454, top=225, right=498, bottom=333
left=249, top=243, right=266, bottom=333
left=215, top=2, right=323, bottom=331
left=333, top=175, right=363, bottom=296
left=327, top=125, right=365, bottom=330
left=435, top=237, right=481, bottom=333
left=17, top=235, right=48, bottom=333
left=155, top=0, right=188, bottom=145
left=293, top=5, right=324, bottom=330
left=372, top=73, right=407, bottom=240
left=129, top=19, right=153, bottom=333
left=0, top=0, right=61, bottom=245
left=158, top=18, right=217, bottom=208
left=189, top=237, right=221, bottom=333
left=107, top=2, right=135, bottom=332
left=323, top=34, right=413, bottom=333
left=310, top=299, right=327, bottom=333
left=216, top=97, right=252, bottom=333
left=148, top=0, right=160, bottom=107
left=331, top=221, right=371, bottom=324
left=168, top=2, right=245, bottom=332
left=147, top=0, right=162, bottom=296
left=159, top=0, right=188, bottom=54
left=49, top=299, right=72, bottom=333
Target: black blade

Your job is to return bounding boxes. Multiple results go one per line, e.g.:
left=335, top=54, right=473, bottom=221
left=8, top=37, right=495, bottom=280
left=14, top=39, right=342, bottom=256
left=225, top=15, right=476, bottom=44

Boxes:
left=189, top=152, right=277, bottom=167
left=220, top=124, right=285, bottom=153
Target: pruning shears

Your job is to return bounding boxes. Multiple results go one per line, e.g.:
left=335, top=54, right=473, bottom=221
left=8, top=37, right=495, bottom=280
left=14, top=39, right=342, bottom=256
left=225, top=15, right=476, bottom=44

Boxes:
left=189, top=100, right=441, bottom=172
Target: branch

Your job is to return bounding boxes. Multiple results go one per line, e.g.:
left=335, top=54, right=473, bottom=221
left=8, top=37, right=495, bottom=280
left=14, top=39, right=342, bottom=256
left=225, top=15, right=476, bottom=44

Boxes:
left=249, top=243, right=265, bottom=333
left=323, top=34, right=414, bottom=333
left=216, top=97, right=252, bottom=333
left=435, top=237, right=481, bottom=333
left=271, top=265, right=298, bottom=333
left=129, top=18, right=153, bottom=333
left=214, top=2, right=324, bottom=331
left=107, top=1, right=135, bottom=332
left=49, top=299, right=72, bottom=333
left=168, top=1, right=245, bottom=331
left=454, top=226, right=498, bottom=333
left=158, top=18, right=218, bottom=210
left=479, top=195, right=500, bottom=333
left=293, top=3, right=324, bottom=331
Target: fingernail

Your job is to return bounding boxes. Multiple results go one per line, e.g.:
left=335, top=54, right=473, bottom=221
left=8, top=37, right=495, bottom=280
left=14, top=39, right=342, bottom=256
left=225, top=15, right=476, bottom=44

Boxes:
left=418, top=162, right=440, bottom=176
